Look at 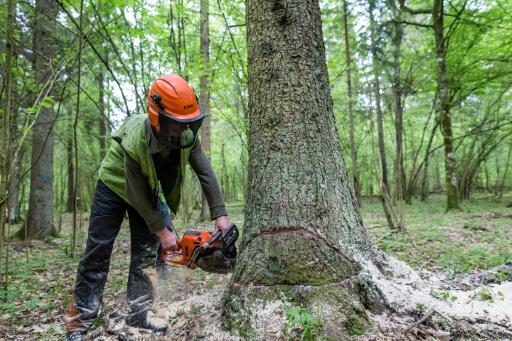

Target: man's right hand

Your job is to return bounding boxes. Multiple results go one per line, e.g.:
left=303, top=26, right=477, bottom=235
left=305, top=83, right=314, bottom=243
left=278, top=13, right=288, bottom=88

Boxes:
left=155, top=228, right=180, bottom=252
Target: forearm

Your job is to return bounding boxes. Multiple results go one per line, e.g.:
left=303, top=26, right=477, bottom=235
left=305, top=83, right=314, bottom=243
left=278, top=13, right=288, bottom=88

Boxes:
left=189, top=141, right=227, bottom=219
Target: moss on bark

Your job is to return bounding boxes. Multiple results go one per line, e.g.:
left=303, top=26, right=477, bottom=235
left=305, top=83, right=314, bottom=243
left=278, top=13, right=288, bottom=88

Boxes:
left=222, top=279, right=370, bottom=340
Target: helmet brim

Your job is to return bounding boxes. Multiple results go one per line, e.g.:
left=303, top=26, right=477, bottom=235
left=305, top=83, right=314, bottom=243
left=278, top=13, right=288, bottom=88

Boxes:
left=164, top=106, right=205, bottom=123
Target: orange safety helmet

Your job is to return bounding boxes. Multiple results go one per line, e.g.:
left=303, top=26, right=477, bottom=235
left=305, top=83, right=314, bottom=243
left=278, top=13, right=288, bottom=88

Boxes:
left=147, top=74, right=203, bottom=127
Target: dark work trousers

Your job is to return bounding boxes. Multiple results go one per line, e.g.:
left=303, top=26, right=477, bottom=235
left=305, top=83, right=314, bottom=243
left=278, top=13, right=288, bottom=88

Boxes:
left=63, top=180, right=169, bottom=332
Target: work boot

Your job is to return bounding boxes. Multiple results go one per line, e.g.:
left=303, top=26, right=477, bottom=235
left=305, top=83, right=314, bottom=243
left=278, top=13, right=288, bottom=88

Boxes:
left=126, top=312, right=168, bottom=332
left=66, top=330, right=86, bottom=341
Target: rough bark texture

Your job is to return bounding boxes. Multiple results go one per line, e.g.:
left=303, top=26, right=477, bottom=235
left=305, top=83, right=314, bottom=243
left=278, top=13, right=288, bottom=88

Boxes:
left=433, top=0, right=460, bottom=210
left=26, top=0, right=58, bottom=239
left=222, top=1, right=383, bottom=338
left=199, top=0, right=211, bottom=221
left=219, top=1, right=512, bottom=339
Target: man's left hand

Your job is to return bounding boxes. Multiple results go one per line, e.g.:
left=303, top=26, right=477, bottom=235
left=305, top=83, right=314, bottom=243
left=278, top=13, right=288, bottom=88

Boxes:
left=213, top=215, right=231, bottom=235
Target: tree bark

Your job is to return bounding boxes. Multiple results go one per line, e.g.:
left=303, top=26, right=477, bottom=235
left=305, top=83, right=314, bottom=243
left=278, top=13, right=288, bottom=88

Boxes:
left=391, top=6, right=406, bottom=203
left=420, top=122, right=439, bottom=201
left=342, top=0, right=360, bottom=205
left=434, top=150, right=443, bottom=191
left=199, top=0, right=211, bottom=221
left=26, top=0, right=58, bottom=239
left=222, top=1, right=384, bottom=337
left=66, top=119, right=74, bottom=213
left=432, top=0, right=460, bottom=210
left=497, top=142, right=511, bottom=198
left=98, top=72, right=107, bottom=161
left=71, top=0, right=84, bottom=254
left=7, top=160, right=21, bottom=223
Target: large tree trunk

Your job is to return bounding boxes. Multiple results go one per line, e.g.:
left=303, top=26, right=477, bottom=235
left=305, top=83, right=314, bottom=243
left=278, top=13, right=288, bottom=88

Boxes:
left=222, top=1, right=383, bottom=337
left=342, top=0, right=360, bottom=205
left=432, top=0, right=460, bottom=210
left=220, top=1, right=512, bottom=338
left=25, top=0, right=58, bottom=239
left=199, top=0, right=211, bottom=221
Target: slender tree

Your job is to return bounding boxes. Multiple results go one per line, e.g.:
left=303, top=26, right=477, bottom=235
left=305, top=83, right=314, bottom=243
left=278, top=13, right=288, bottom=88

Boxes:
left=71, top=0, right=84, bottom=254
left=368, top=0, right=402, bottom=229
left=199, top=0, right=211, bottom=221
left=432, top=0, right=460, bottom=210
left=342, top=0, right=361, bottom=205
left=25, top=0, right=59, bottom=239
left=97, top=72, right=107, bottom=161
left=390, top=1, right=407, bottom=203
left=399, top=0, right=461, bottom=210
left=0, top=0, right=15, bottom=240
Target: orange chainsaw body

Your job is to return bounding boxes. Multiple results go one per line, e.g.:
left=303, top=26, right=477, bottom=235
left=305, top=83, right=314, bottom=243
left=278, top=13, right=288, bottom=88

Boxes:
left=161, top=229, right=221, bottom=269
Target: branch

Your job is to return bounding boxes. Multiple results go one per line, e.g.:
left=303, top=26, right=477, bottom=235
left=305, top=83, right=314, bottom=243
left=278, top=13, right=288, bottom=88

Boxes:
left=216, top=0, right=247, bottom=82
left=399, top=1, right=431, bottom=15
left=56, top=0, right=131, bottom=115
left=391, top=19, right=433, bottom=29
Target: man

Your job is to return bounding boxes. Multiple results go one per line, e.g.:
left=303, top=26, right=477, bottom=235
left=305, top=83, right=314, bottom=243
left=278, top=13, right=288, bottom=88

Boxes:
left=63, top=74, right=231, bottom=340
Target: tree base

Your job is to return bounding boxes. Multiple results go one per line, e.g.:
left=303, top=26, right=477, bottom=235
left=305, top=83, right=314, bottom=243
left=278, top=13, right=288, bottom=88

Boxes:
left=222, top=281, right=375, bottom=339
left=222, top=255, right=512, bottom=340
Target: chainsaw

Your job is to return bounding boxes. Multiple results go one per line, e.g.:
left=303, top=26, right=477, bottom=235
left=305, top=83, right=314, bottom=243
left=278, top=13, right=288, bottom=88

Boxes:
left=160, top=224, right=238, bottom=274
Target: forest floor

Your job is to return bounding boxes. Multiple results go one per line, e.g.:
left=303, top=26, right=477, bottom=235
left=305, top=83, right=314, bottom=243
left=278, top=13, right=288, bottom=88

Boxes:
left=0, top=192, right=511, bottom=340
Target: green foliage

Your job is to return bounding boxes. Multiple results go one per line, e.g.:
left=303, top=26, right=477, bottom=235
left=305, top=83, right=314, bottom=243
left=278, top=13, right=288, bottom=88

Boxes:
left=475, top=287, right=494, bottom=302
left=430, top=289, right=458, bottom=302
left=346, top=314, right=366, bottom=337
left=284, top=306, right=322, bottom=341
left=188, top=304, right=204, bottom=316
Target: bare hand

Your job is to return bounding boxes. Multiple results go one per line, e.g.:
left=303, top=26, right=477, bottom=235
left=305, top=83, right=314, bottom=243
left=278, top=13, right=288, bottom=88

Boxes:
left=155, top=228, right=180, bottom=252
left=212, top=215, right=231, bottom=236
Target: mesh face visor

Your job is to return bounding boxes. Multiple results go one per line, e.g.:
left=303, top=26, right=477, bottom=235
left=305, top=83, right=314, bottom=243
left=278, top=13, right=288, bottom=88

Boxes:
left=151, top=94, right=204, bottom=149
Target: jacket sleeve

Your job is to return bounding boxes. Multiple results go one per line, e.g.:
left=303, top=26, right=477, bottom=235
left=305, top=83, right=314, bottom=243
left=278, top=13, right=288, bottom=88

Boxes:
left=124, top=151, right=166, bottom=233
left=188, top=139, right=227, bottom=220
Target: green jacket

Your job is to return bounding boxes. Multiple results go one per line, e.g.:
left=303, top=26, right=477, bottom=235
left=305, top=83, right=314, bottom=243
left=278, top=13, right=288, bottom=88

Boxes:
left=99, top=115, right=226, bottom=231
